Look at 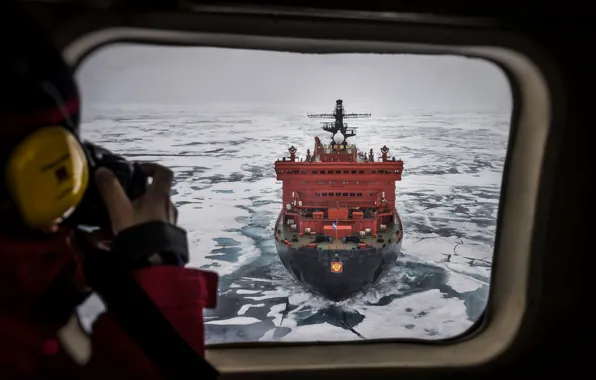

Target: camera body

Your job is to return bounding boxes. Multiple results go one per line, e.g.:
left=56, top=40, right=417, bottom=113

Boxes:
left=66, top=141, right=149, bottom=229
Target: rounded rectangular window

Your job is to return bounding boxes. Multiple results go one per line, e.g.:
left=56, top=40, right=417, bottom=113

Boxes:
left=78, top=43, right=511, bottom=345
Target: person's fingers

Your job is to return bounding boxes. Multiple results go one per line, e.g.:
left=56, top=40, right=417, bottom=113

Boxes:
left=83, top=228, right=113, bottom=251
left=168, top=201, right=178, bottom=224
left=95, top=167, right=134, bottom=232
left=139, top=163, right=174, bottom=200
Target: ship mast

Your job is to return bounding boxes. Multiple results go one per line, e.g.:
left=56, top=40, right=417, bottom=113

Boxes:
left=307, top=99, right=371, bottom=145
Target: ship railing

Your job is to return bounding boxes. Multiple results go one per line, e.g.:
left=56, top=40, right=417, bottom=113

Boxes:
left=295, top=204, right=380, bottom=209
left=313, top=218, right=377, bottom=222
left=288, top=216, right=379, bottom=221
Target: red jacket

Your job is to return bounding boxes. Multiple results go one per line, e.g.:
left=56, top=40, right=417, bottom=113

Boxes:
left=0, top=230, right=218, bottom=379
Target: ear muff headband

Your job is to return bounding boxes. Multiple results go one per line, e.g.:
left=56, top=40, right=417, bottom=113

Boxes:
left=5, top=126, right=89, bottom=229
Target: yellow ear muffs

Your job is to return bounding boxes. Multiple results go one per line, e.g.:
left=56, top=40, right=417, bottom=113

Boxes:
left=5, top=126, right=89, bottom=229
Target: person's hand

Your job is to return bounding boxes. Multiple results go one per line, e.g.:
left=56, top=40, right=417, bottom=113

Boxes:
left=94, top=162, right=178, bottom=236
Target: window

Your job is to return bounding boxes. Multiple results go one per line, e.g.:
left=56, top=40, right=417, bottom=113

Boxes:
left=79, top=44, right=510, bottom=346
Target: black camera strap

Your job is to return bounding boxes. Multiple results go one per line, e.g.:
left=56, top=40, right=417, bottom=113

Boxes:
left=80, top=222, right=219, bottom=379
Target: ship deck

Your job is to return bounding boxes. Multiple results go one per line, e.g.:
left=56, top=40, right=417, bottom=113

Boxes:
left=276, top=216, right=402, bottom=251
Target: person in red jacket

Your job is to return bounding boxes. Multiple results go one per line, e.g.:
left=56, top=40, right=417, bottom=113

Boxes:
left=0, top=6, right=218, bottom=379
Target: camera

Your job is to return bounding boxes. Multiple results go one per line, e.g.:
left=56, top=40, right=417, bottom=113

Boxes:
left=66, top=141, right=149, bottom=229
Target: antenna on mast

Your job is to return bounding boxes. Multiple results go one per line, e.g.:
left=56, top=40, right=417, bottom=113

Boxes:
left=307, top=99, right=370, bottom=144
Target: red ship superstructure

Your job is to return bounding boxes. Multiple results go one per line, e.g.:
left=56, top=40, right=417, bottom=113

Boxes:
left=274, top=99, right=405, bottom=301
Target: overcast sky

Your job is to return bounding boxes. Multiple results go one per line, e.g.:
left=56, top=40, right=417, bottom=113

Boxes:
left=76, top=44, right=512, bottom=113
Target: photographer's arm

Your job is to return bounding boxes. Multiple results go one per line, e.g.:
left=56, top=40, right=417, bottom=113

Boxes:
left=79, top=165, right=219, bottom=379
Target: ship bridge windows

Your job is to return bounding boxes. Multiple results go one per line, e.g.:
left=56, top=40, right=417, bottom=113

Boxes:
left=368, top=169, right=397, bottom=174
left=284, top=168, right=394, bottom=177
left=314, top=192, right=363, bottom=197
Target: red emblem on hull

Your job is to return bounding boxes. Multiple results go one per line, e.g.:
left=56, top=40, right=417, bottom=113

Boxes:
left=330, top=262, right=343, bottom=273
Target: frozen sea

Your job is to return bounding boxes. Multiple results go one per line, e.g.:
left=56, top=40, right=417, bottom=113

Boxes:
left=77, top=102, right=509, bottom=344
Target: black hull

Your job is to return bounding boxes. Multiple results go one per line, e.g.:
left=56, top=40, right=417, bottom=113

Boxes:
left=276, top=239, right=402, bottom=302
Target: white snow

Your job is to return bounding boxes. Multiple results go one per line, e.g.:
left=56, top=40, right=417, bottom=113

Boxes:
left=238, top=304, right=266, bottom=315
left=206, top=317, right=261, bottom=326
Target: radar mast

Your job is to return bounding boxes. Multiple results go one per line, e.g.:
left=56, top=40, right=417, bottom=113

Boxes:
left=307, top=99, right=371, bottom=145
